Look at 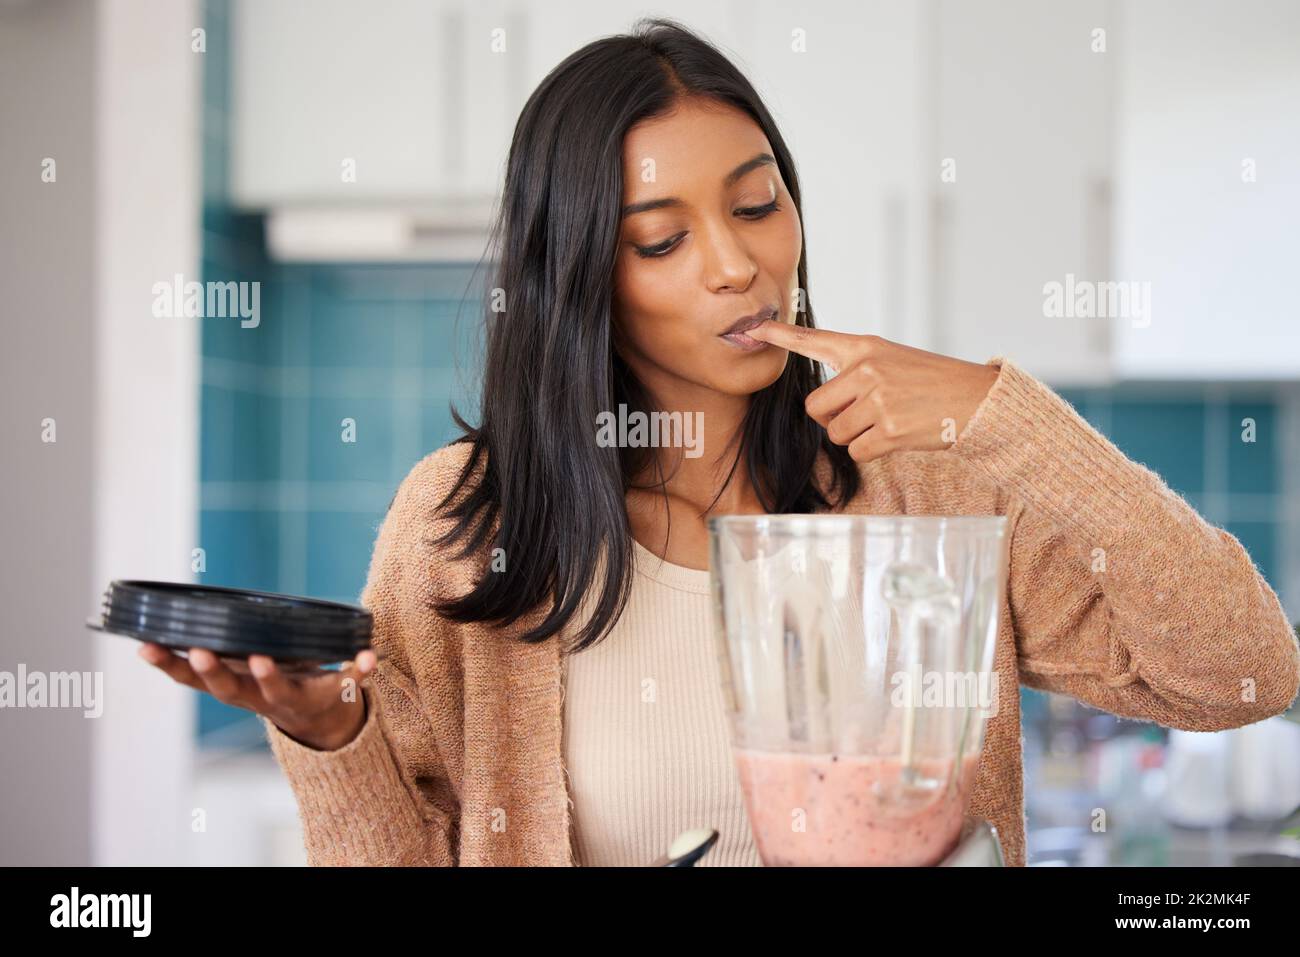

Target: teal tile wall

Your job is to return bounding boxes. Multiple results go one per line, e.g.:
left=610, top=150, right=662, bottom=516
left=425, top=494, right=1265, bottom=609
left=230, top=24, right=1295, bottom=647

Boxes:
left=1108, top=402, right=1207, bottom=505
left=1227, top=401, right=1277, bottom=496
left=195, top=258, right=482, bottom=745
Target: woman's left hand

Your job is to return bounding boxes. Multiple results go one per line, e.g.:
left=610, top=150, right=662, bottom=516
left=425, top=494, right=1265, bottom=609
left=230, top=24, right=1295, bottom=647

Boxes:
left=744, top=320, right=1001, bottom=463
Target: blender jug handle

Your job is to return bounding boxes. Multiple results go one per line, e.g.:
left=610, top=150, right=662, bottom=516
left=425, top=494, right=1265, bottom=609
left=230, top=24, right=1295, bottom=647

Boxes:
left=881, top=561, right=961, bottom=794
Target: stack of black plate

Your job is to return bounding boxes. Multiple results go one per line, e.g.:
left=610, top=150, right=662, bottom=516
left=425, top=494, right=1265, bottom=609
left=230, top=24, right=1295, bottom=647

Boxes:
left=88, top=580, right=372, bottom=667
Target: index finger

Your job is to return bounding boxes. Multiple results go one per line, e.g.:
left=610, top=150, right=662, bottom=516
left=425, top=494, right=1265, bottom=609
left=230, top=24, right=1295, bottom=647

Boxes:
left=743, top=319, right=857, bottom=371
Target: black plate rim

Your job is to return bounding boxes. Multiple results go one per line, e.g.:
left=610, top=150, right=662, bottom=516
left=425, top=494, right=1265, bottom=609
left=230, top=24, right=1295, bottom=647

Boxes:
left=87, top=618, right=368, bottom=662
left=107, top=580, right=371, bottom=619
left=100, top=602, right=368, bottom=642
left=101, top=595, right=372, bottom=637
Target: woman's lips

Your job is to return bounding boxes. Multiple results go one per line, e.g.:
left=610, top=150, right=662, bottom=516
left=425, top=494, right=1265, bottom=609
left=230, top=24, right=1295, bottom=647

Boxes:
left=720, top=307, right=777, bottom=351
left=721, top=328, right=770, bottom=351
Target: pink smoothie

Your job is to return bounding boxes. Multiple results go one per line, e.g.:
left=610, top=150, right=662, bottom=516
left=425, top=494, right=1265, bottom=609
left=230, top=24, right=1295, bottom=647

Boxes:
left=734, top=748, right=982, bottom=866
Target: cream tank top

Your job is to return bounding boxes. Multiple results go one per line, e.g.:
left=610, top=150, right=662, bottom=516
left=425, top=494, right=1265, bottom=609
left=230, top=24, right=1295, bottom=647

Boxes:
left=559, top=538, right=762, bottom=866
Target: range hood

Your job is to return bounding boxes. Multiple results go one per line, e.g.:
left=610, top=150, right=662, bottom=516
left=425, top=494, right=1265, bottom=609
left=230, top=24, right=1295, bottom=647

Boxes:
left=264, top=198, right=497, bottom=263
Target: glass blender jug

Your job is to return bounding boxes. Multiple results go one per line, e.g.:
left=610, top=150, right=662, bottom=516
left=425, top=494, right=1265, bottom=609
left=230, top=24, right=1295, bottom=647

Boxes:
left=707, top=514, right=1008, bottom=866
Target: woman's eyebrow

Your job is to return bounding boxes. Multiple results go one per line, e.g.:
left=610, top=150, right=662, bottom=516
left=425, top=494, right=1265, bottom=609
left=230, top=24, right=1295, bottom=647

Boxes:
left=620, top=152, right=777, bottom=218
left=724, top=152, right=777, bottom=187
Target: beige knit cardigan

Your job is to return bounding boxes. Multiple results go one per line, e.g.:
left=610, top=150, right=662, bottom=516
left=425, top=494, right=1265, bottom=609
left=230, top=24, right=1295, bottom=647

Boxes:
left=262, top=357, right=1300, bottom=867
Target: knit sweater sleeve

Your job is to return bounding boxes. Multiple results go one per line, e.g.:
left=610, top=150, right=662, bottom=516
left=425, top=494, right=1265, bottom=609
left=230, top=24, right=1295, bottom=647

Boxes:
left=950, top=358, right=1300, bottom=731
left=261, top=454, right=461, bottom=866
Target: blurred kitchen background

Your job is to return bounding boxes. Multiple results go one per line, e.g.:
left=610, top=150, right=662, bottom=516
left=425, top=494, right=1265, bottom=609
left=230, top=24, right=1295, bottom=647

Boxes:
left=2, top=0, right=1298, bottom=866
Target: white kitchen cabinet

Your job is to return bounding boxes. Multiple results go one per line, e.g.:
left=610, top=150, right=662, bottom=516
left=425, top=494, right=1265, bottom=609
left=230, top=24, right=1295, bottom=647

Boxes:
left=231, top=0, right=533, bottom=207
left=1111, top=0, right=1300, bottom=380
left=912, top=0, right=1299, bottom=383
left=232, top=0, right=693, bottom=210
left=926, top=0, right=1115, bottom=384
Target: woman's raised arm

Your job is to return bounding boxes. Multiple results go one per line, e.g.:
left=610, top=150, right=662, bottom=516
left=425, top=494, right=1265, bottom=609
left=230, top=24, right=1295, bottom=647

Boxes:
left=952, top=358, right=1300, bottom=729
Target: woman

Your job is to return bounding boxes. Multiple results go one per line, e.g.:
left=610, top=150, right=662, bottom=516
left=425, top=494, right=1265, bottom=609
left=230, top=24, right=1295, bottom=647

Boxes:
left=141, top=18, right=1299, bottom=867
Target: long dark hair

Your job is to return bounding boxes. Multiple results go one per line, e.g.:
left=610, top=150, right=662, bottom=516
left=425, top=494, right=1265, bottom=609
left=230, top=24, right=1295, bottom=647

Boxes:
left=434, top=16, right=860, bottom=651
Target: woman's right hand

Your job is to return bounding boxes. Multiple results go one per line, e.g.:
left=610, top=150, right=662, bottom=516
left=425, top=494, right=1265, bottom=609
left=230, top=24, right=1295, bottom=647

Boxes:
left=138, top=643, right=378, bottom=751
